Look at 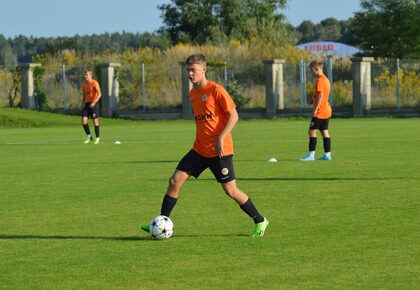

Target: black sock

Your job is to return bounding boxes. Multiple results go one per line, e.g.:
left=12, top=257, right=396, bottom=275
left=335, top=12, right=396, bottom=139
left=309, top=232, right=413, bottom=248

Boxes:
left=160, top=195, right=178, bottom=217
left=240, top=198, right=264, bottom=223
left=323, top=137, right=331, bottom=153
left=309, top=137, right=317, bottom=152
left=83, top=124, right=91, bottom=135
left=95, top=125, right=100, bottom=138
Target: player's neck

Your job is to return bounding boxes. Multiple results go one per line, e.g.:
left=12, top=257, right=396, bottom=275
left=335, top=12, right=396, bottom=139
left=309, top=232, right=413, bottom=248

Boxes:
left=194, top=78, right=208, bottom=89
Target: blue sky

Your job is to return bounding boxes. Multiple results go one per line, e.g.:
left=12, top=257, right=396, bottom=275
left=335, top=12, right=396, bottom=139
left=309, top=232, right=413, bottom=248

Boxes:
left=0, top=0, right=361, bottom=38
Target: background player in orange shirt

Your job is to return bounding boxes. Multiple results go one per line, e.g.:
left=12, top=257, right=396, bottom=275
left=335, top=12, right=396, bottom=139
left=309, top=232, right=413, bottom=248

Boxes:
left=300, top=60, right=332, bottom=161
left=81, top=69, right=101, bottom=144
left=142, top=54, right=269, bottom=237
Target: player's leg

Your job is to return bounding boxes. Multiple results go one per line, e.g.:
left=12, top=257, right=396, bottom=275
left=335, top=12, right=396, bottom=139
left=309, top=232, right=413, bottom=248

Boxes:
left=299, top=124, right=318, bottom=161
left=211, top=155, right=269, bottom=237
left=82, top=104, right=93, bottom=143
left=221, top=181, right=268, bottom=237
left=162, top=169, right=190, bottom=214
left=317, top=119, right=331, bottom=160
left=141, top=150, right=201, bottom=234
left=92, top=105, right=100, bottom=144
left=318, top=129, right=331, bottom=160
left=82, top=118, right=93, bottom=143
left=140, top=169, right=190, bottom=233
left=93, top=118, right=100, bottom=144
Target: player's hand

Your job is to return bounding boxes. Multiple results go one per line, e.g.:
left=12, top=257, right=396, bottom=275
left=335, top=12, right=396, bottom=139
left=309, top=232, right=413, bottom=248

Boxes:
left=216, top=137, right=224, bottom=157
left=90, top=103, right=95, bottom=108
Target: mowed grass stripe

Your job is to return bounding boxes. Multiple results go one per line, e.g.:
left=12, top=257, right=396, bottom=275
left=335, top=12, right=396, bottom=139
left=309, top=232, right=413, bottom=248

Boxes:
left=0, top=112, right=419, bottom=289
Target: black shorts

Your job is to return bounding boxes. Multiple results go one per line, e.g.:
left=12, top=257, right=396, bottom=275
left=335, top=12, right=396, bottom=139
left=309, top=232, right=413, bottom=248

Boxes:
left=309, top=117, right=329, bottom=131
left=176, top=149, right=236, bottom=183
left=82, top=103, right=99, bottom=119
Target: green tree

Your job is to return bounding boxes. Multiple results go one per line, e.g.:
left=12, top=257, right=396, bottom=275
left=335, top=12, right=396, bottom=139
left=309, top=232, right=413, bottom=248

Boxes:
left=350, top=0, right=420, bottom=58
left=295, top=18, right=353, bottom=44
left=296, top=20, right=316, bottom=43
left=158, top=0, right=289, bottom=45
left=0, top=35, right=16, bottom=66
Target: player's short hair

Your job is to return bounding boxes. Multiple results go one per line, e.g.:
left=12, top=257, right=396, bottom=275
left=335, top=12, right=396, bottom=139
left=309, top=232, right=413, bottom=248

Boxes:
left=309, top=60, right=324, bottom=69
left=186, top=54, right=206, bottom=66
left=84, top=69, right=93, bottom=76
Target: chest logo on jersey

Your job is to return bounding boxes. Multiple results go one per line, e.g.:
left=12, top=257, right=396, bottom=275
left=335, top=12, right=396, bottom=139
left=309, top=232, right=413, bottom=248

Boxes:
left=202, top=95, right=208, bottom=102
left=195, top=113, right=213, bottom=122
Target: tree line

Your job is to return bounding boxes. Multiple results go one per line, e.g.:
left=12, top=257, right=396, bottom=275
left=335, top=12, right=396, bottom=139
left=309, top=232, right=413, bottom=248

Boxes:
left=0, top=0, right=418, bottom=66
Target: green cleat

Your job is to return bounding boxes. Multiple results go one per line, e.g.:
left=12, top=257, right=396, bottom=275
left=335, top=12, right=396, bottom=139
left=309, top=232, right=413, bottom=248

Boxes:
left=251, top=217, right=269, bottom=237
left=84, top=136, right=93, bottom=144
left=140, top=224, right=150, bottom=233
left=94, top=138, right=100, bottom=144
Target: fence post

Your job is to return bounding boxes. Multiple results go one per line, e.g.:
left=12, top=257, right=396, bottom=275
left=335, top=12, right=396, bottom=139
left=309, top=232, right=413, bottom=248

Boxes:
left=224, top=61, right=228, bottom=87
left=180, top=62, right=193, bottom=119
left=141, top=63, right=146, bottom=109
left=19, top=63, right=41, bottom=109
left=351, top=57, right=374, bottom=117
left=396, top=58, right=401, bottom=109
left=327, top=57, right=333, bottom=107
left=62, top=64, right=67, bottom=112
left=299, top=60, right=306, bottom=108
left=98, top=62, right=121, bottom=117
left=263, top=59, right=285, bottom=118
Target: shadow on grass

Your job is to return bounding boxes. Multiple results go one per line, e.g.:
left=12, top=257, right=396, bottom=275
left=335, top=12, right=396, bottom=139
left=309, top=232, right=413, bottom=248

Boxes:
left=148, top=176, right=416, bottom=181
left=174, top=233, right=249, bottom=238
left=93, top=159, right=297, bottom=165
left=125, top=160, right=179, bottom=164
left=237, top=177, right=417, bottom=181
left=0, top=233, right=249, bottom=240
left=0, top=234, right=150, bottom=241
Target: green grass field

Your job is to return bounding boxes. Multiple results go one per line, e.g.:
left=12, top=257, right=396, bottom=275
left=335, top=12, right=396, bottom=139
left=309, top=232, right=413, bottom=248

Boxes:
left=0, top=109, right=419, bottom=289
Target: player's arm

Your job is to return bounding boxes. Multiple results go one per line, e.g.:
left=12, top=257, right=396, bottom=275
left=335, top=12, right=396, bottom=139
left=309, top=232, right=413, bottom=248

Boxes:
left=313, top=91, right=323, bottom=117
left=90, top=83, right=102, bottom=108
left=216, top=108, right=238, bottom=157
left=81, top=87, right=86, bottom=108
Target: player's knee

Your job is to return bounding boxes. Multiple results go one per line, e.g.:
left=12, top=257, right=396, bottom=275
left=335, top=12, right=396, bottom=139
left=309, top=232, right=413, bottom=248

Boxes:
left=309, top=130, right=317, bottom=137
left=169, top=177, right=179, bottom=188
left=222, top=184, right=236, bottom=197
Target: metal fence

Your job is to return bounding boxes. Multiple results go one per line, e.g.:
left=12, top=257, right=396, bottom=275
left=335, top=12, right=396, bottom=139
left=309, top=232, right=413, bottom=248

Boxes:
left=371, top=59, right=420, bottom=108
left=1, top=58, right=419, bottom=113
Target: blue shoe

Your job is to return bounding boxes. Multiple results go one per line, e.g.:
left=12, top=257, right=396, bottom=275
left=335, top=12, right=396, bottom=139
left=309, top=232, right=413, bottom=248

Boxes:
left=317, top=154, right=332, bottom=161
left=299, top=154, right=314, bottom=161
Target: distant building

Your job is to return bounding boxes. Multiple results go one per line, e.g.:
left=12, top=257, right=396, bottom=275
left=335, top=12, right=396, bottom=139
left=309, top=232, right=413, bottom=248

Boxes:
left=296, top=41, right=363, bottom=56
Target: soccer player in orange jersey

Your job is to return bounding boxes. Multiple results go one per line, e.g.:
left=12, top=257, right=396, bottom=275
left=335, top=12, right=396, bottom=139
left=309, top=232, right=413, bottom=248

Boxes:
left=142, top=54, right=269, bottom=237
left=81, top=69, right=101, bottom=144
left=299, top=60, right=332, bottom=161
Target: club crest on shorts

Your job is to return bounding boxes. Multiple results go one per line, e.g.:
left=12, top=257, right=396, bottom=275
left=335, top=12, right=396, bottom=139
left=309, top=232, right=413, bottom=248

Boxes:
left=221, top=168, right=229, bottom=176
left=202, top=95, right=208, bottom=102
left=92, top=113, right=97, bottom=118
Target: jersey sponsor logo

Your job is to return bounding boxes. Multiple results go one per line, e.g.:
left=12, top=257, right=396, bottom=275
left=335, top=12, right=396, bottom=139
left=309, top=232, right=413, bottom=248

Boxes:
left=202, top=95, right=208, bottom=102
left=194, top=113, right=213, bottom=122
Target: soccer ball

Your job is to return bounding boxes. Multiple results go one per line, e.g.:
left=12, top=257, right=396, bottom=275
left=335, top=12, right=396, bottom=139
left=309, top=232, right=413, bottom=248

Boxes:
left=149, top=215, right=174, bottom=239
